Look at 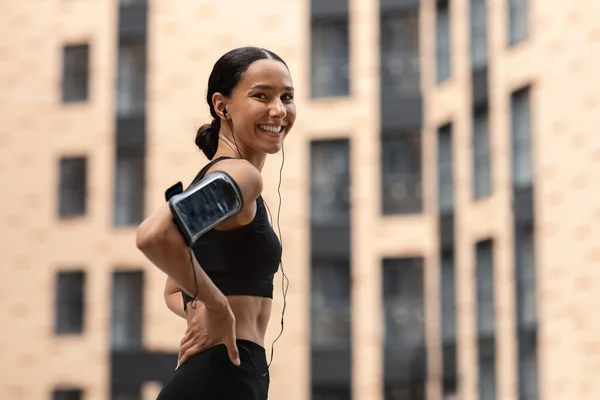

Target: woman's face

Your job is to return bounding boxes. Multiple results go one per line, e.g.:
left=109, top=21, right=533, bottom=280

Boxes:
left=223, top=59, right=296, bottom=155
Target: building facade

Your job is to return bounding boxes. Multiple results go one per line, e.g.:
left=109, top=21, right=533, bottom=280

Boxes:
left=1, top=0, right=600, bottom=399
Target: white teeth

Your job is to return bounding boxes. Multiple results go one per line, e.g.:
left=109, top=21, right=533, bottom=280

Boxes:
left=259, top=125, right=282, bottom=134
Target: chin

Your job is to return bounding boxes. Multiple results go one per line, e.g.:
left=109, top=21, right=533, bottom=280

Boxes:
left=255, top=138, right=284, bottom=155
left=265, top=145, right=283, bottom=155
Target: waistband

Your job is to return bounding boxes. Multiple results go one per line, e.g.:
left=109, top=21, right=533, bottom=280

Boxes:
left=237, top=339, right=266, bottom=358
left=176, top=339, right=269, bottom=379
left=237, top=339, right=268, bottom=377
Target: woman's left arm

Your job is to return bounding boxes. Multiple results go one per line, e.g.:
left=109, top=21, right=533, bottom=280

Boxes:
left=164, top=276, right=187, bottom=319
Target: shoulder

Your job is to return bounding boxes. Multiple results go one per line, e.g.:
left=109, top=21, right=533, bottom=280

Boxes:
left=206, top=158, right=263, bottom=206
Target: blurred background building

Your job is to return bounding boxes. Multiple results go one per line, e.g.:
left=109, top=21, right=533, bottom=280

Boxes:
left=1, top=0, right=600, bottom=399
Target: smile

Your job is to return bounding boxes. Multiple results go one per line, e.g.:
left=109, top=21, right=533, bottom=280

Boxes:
left=258, top=124, right=285, bottom=135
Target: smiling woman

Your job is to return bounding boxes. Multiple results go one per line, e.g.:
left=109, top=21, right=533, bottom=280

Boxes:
left=195, top=51, right=296, bottom=165
left=135, top=47, right=295, bottom=400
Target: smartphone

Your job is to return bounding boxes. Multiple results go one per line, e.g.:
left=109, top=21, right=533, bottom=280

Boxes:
left=169, top=171, right=243, bottom=245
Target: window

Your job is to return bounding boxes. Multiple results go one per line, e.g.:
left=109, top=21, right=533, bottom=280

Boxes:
left=516, top=226, right=538, bottom=400
left=383, top=257, right=426, bottom=400
left=59, top=157, right=87, bottom=218
left=310, top=18, right=350, bottom=98
left=470, top=0, right=488, bottom=70
left=62, top=44, right=90, bottom=103
left=473, top=106, right=492, bottom=198
left=383, top=258, right=425, bottom=348
left=310, top=136, right=352, bottom=394
left=476, top=240, right=495, bottom=336
left=440, top=251, right=456, bottom=342
left=438, top=124, right=454, bottom=212
left=476, top=240, right=496, bottom=400
left=508, top=0, right=528, bottom=45
left=110, top=270, right=144, bottom=350
left=479, top=356, right=497, bottom=400
left=55, top=271, right=85, bottom=334
left=516, top=227, right=536, bottom=329
left=441, top=249, right=457, bottom=396
left=436, top=0, right=452, bottom=83
left=310, top=139, right=350, bottom=226
left=518, top=333, right=538, bottom=400
left=53, top=389, right=83, bottom=400
left=116, top=41, right=146, bottom=116
left=120, top=0, right=146, bottom=5
left=312, top=387, right=351, bottom=400
left=311, top=258, right=351, bottom=349
left=511, top=87, right=533, bottom=189
left=385, top=384, right=425, bottom=400
left=381, top=10, right=421, bottom=97
left=112, top=385, right=141, bottom=400
left=381, top=132, right=422, bottom=215
left=114, top=152, right=145, bottom=226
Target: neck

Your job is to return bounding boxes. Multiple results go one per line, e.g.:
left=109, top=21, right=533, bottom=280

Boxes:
left=213, top=131, right=266, bottom=171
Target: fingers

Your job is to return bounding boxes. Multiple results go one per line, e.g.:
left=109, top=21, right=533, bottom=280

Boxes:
left=176, top=344, right=187, bottom=367
left=178, top=335, right=196, bottom=361
left=178, top=330, right=207, bottom=366
left=223, top=306, right=240, bottom=366
left=180, top=330, right=191, bottom=347
left=177, top=304, right=241, bottom=368
left=178, top=343, right=204, bottom=366
left=179, top=319, right=198, bottom=349
left=177, top=328, right=197, bottom=363
left=225, top=329, right=240, bottom=366
left=226, top=343, right=241, bottom=366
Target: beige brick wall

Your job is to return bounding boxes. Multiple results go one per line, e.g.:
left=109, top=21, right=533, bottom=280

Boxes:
left=0, top=0, right=118, bottom=399
left=527, top=1, right=600, bottom=398
left=422, top=0, right=600, bottom=399
left=1, top=0, right=600, bottom=399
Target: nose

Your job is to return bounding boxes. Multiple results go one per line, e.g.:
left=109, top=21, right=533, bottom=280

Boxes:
left=269, top=99, right=286, bottom=119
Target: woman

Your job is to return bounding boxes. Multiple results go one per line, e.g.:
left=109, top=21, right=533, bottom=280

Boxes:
left=136, top=46, right=296, bottom=399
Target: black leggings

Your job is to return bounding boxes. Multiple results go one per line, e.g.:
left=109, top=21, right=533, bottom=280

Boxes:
left=157, top=340, right=270, bottom=400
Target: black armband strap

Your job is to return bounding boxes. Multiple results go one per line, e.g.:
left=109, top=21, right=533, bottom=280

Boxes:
left=164, top=181, right=183, bottom=201
left=168, top=171, right=244, bottom=246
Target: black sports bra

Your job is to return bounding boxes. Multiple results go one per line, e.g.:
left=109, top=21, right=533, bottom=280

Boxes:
left=181, top=157, right=282, bottom=309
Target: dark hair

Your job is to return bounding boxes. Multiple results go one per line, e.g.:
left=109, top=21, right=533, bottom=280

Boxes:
left=195, top=47, right=288, bottom=159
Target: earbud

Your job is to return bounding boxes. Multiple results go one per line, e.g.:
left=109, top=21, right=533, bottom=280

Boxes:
left=223, top=107, right=228, bottom=116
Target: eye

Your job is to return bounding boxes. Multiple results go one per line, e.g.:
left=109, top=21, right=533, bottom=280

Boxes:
left=253, top=93, right=268, bottom=100
left=282, top=93, right=294, bottom=102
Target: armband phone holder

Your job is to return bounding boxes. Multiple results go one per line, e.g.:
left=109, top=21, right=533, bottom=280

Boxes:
left=167, top=171, right=244, bottom=246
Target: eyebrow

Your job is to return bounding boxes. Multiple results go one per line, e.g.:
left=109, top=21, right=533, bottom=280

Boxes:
left=250, top=84, right=294, bottom=91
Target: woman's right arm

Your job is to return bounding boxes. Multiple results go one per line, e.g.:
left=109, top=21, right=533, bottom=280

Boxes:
left=136, top=201, right=224, bottom=309
left=136, top=159, right=262, bottom=311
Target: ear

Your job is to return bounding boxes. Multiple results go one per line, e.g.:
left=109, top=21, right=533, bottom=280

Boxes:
left=212, top=93, right=229, bottom=120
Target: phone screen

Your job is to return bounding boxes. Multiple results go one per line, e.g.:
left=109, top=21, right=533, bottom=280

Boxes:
left=171, top=173, right=242, bottom=243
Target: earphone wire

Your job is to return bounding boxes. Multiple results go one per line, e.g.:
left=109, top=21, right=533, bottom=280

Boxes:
left=225, top=114, right=288, bottom=377
left=263, top=144, right=288, bottom=370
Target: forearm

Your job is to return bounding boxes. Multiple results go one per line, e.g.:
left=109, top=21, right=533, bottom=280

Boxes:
left=164, top=276, right=191, bottom=319
left=165, top=292, right=187, bottom=319
left=144, top=242, right=226, bottom=310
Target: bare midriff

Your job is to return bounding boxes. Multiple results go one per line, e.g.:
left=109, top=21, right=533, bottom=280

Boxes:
left=185, top=295, right=272, bottom=348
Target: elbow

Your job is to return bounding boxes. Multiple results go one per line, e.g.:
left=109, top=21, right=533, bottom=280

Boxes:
left=136, top=202, right=179, bottom=254
left=136, top=218, right=164, bottom=254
